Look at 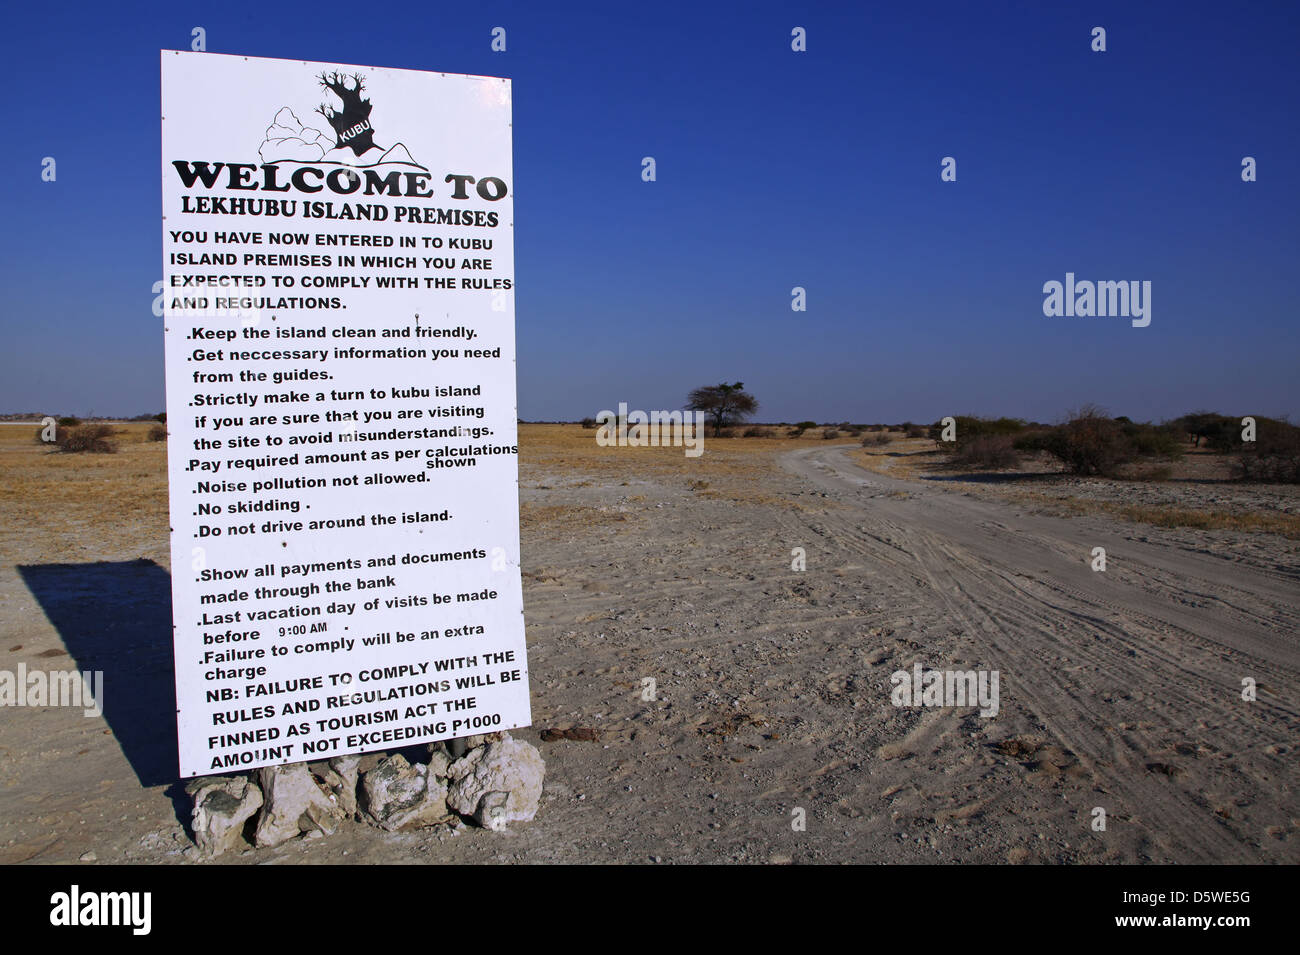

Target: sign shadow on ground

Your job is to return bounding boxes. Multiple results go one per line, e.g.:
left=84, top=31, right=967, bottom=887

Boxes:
left=17, top=559, right=178, bottom=788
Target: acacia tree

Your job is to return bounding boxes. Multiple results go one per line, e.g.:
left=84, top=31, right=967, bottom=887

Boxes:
left=687, top=382, right=759, bottom=431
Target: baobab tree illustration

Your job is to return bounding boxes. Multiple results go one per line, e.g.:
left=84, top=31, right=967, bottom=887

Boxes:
left=315, top=72, right=381, bottom=156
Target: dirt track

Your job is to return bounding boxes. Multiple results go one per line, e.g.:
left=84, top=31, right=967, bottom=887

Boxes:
left=2, top=440, right=1296, bottom=864
left=779, top=446, right=1299, bottom=863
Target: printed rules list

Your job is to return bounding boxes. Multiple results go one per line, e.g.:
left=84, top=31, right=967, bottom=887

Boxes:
left=160, top=51, right=528, bottom=777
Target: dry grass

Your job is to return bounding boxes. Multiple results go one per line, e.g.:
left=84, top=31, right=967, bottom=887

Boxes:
left=855, top=439, right=1299, bottom=538
left=855, top=437, right=940, bottom=479
left=519, top=502, right=635, bottom=531
left=1009, top=491, right=1300, bottom=539
left=521, top=423, right=856, bottom=507
left=5, top=421, right=1288, bottom=555
left=521, top=423, right=858, bottom=475
left=0, top=422, right=854, bottom=557
left=0, top=422, right=169, bottom=560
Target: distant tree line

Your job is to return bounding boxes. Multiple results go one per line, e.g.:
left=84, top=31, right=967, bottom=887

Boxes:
left=568, top=384, right=1299, bottom=482
left=924, top=406, right=1299, bottom=482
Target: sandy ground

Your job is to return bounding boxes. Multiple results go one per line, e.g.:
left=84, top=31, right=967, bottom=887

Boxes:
left=1, top=424, right=1296, bottom=864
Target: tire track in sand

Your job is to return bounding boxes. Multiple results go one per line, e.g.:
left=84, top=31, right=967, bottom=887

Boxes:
left=782, top=446, right=1299, bottom=862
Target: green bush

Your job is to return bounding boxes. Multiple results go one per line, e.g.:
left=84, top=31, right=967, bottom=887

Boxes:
left=1116, top=419, right=1185, bottom=459
left=1172, top=411, right=1236, bottom=450
left=930, top=415, right=1026, bottom=448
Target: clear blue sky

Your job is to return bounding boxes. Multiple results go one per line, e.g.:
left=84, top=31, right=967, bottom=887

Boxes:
left=2, top=1, right=1296, bottom=423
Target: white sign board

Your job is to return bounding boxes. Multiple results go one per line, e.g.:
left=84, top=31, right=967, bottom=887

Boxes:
left=161, top=51, right=528, bottom=778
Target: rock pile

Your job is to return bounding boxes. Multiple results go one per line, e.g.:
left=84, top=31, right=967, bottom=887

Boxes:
left=446, top=735, right=546, bottom=831
left=186, top=731, right=544, bottom=857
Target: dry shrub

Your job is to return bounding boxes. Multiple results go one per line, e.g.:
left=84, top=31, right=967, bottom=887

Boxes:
left=1132, top=464, right=1174, bottom=482
left=743, top=426, right=774, bottom=437
left=862, top=432, right=890, bottom=447
left=148, top=424, right=168, bottom=442
left=929, top=415, right=1026, bottom=447
left=1014, top=406, right=1124, bottom=476
left=1016, top=405, right=1180, bottom=477
left=822, top=429, right=841, bottom=439
left=1235, top=418, right=1300, bottom=483
left=948, top=434, right=1019, bottom=470
left=57, top=424, right=118, bottom=454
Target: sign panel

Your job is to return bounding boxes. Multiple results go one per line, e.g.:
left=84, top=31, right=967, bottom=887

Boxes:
left=161, top=51, right=528, bottom=777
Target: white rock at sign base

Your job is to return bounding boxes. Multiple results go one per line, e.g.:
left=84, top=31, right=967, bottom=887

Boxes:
left=255, top=763, right=345, bottom=847
left=317, top=755, right=361, bottom=818
left=361, top=753, right=449, bottom=831
left=187, top=775, right=264, bottom=857
left=446, top=734, right=545, bottom=830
